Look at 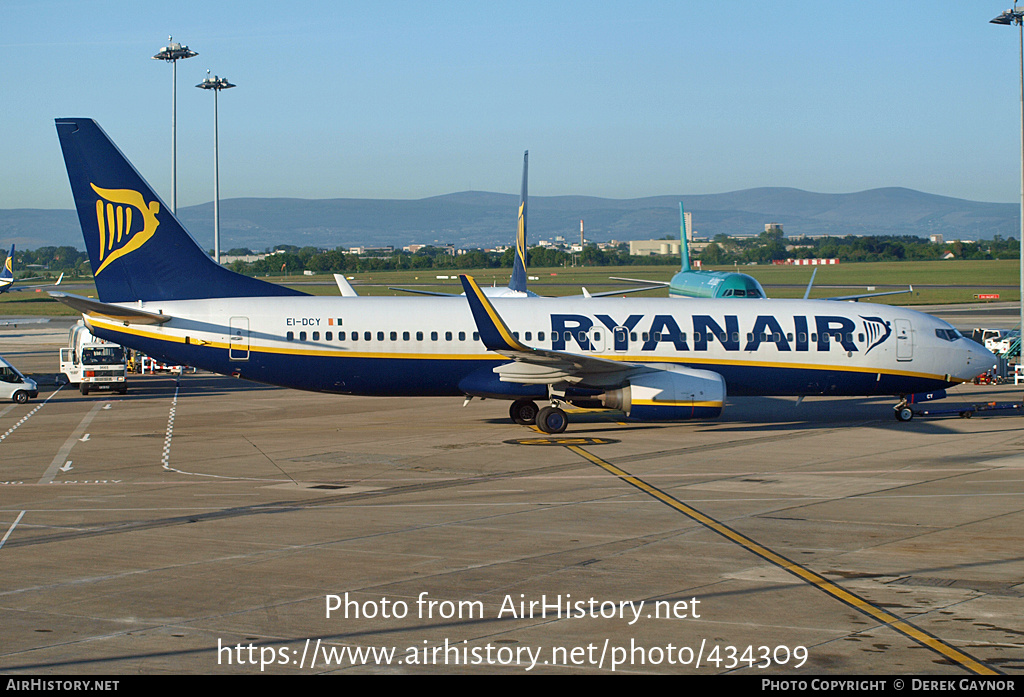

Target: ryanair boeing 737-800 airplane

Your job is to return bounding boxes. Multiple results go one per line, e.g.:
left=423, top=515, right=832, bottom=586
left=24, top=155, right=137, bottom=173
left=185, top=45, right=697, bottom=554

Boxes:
left=51, top=118, right=994, bottom=433
left=0, top=244, right=63, bottom=294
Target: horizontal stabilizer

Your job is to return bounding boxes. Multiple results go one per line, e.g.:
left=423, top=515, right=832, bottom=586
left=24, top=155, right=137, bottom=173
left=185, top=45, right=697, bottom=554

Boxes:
left=48, top=291, right=171, bottom=325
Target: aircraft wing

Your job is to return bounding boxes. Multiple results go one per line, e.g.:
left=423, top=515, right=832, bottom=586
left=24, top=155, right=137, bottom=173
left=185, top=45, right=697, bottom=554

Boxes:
left=582, top=284, right=666, bottom=297
left=48, top=291, right=171, bottom=325
left=334, top=274, right=358, bottom=297
left=392, top=284, right=662, bottom=299
left=822, top=286, right=913, bottom=302
left=0, top=318, right=49, bottom=327
left=609, top=276, right=669, bottom=287
left=459, top=274, right=640, bottom=387
left=4, top=272, right=64, bottom=293
left=391, top=285, right=541, bottom=298
left=389, top=286, right=460, bottom=297
left=803, top=268, right=912, bottom=302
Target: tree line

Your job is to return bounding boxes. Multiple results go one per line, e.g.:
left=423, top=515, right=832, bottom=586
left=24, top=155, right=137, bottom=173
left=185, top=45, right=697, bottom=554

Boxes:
left=222, top=244, right=680, bottom=276
left=228, top=235, right=1024, bottom=275
left=5, top=235, right=1020, bottom=279
left=700, top=231, right=1021, bottom=265
left=6, top=246, right=90, bottom=277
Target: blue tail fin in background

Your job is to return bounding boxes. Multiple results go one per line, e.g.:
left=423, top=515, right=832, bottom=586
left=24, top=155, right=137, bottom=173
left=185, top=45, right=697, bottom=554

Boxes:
left=507, top=150, right=528, bottom=294
left=55, top=118, right=307, bottom=303
left=1, top=245, right=13, bottom=283
left=679, top=202, right=690, bottom=272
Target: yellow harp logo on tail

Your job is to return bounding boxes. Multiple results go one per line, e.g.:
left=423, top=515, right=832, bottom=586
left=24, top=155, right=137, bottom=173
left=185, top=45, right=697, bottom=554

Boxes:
left=516, top=201, right=527, bottom=266
left=90, top=183, right=160, bottom=274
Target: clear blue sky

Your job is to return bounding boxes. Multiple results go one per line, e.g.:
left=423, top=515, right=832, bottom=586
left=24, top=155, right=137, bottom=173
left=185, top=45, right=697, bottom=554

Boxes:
left=3, top=1, right=1023, bottom=209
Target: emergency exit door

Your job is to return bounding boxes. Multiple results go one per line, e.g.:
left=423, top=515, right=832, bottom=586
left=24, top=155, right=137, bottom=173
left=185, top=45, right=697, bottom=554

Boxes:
left=229, top=316, right=249, bottom=361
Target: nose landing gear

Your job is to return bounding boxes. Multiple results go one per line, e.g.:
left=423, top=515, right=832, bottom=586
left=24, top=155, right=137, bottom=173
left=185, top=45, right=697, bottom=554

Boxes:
left=894, top=401, right=914, bottom=422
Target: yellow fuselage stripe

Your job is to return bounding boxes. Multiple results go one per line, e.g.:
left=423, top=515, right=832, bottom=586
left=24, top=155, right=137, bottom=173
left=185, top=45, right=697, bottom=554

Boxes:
left=86, top=316, right=953, bottom=383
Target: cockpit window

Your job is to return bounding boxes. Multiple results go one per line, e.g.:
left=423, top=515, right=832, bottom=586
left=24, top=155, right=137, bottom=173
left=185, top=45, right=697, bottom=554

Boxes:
left=935, top=328, right=962, bottom=342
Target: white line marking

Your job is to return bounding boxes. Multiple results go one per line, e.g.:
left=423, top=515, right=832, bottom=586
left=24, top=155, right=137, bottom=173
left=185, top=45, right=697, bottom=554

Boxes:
left=0, top=511, right=25, bottom=550
left=0, top=386, right=63, bottom=445
left=38, top=400, right=106, bottom=484
left=161, top=383, right=179, bottom=471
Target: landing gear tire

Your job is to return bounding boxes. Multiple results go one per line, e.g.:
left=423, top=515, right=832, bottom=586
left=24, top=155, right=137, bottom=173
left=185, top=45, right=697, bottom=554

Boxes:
left=509, top=399, right=539, bottom=425
left=536, top=406, right=568, bottom=434
left=895, top=406, right=913, bottom=422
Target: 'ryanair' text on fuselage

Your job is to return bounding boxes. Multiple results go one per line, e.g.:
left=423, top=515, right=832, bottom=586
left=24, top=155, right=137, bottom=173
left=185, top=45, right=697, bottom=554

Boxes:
left=548, top=313, right=893, bottom=353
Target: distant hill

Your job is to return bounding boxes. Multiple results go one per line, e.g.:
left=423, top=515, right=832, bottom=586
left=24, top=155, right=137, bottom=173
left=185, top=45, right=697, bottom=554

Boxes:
left=1, top=187, right=1016, bottom=252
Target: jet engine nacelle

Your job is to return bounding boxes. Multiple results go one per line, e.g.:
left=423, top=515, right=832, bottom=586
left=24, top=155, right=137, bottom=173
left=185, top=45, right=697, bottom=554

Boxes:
left=599, top=365, right=726, bottom=421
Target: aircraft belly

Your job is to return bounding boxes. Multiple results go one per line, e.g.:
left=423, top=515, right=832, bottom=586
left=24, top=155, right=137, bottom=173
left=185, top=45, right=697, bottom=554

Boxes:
left=693, top=362, right=949, bottom=397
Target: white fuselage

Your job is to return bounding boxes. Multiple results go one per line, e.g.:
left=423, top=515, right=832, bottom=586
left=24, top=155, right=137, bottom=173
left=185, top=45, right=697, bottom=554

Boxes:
left=82, top=295, right=992, bottom=399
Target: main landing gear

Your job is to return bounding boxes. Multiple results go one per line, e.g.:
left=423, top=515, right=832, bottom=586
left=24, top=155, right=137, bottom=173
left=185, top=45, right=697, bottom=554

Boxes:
left=509, top=398, right=568, bottom=434
left=509, top=398, right=539, bottom=425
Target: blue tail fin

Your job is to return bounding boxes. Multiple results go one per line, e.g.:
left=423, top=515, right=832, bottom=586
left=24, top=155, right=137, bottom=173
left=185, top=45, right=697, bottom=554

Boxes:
left=508, top=150, right=528, bottom=293
left=1, top=245, right=13, bottom=282
left=679, top=202, right=690, bottom=272
left=55, top=118, right=307, bottom=303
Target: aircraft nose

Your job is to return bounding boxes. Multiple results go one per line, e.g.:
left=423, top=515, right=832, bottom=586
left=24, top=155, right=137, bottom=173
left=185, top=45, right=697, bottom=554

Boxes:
left=956, top=342, right=997, bottom=381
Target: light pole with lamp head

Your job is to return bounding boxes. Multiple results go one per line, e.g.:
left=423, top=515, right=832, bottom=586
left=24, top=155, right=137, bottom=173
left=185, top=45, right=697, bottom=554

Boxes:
left=152, top=37, right=198, bottom=215
left=196, top=73, right=235, bottom=265
left=991, top=4, right=1024, bottom=361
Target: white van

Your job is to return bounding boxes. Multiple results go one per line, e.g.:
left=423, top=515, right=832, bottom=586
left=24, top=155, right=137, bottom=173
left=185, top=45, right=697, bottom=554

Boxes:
left=0, top=355, right=38, bottom=404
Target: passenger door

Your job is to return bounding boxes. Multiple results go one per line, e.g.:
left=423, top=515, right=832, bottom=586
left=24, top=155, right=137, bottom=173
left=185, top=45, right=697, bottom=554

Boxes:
left=895, top=319, right=913, bottom=361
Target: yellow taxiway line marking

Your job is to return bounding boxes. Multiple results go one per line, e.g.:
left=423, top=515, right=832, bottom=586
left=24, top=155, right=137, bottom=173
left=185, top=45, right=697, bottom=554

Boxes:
left=563, top=443, right=998, bottom=676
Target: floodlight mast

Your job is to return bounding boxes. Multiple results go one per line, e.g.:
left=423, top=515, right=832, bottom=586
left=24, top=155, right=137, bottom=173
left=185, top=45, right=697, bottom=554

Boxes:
left=197, top=73, right=236, bottom=265
left=991, top=5, right=1024, bottom=358
left=152, top=37, right=198, bottom=215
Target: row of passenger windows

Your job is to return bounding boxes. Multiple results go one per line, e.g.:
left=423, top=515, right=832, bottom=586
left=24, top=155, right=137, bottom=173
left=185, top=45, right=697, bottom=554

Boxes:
left=284, top=329, right=867, bottom=344
left=286, top=330, right=478, bottom=342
